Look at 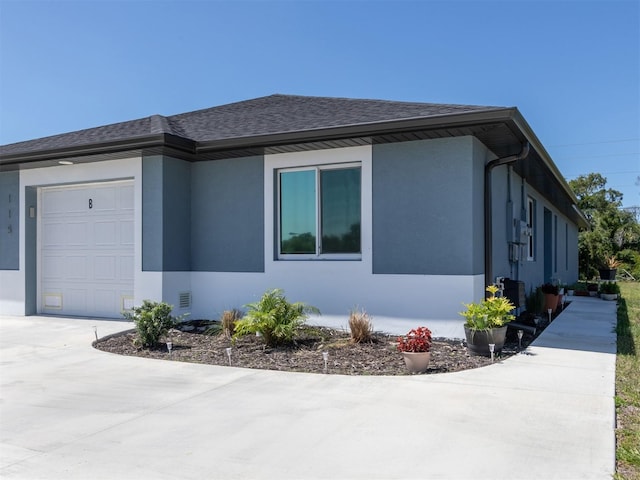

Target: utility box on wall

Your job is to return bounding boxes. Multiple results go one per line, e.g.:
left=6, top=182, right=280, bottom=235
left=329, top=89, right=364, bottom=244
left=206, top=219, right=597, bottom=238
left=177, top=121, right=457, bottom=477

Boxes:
left=504, top=278, right=525, bottom=308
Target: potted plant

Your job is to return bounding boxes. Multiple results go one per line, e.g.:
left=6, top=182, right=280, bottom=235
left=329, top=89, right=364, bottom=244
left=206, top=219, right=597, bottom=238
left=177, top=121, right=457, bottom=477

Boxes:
left=459, top=285, right=515, bottom=356
left=557, top=284, right=566, bottom=309
left=599, top=255, right=621, bottom=281
left=525, top=286, right=544, bottom=316
left=397, top=326, right=432, bottom=373
left=540, top=283, right=559, bottom=313
left=599, top=282, right=620, bottom=301
left=587, top=283, right=599, bottom=297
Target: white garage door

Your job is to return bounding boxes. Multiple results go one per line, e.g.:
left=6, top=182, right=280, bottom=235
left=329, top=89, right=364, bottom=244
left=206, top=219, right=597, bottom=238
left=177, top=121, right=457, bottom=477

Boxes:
left=40, top=180, right=134, bottom=318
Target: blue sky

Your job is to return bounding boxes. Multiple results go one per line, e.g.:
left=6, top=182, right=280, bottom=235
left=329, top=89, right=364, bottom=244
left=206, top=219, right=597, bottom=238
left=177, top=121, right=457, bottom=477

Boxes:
left=1, top=0, right=638, bottom=207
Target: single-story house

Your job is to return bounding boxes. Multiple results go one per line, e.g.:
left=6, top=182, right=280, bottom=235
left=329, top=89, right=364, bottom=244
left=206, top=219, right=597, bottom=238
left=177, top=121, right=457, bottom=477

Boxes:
left=0, top=94, right=588, bottom=337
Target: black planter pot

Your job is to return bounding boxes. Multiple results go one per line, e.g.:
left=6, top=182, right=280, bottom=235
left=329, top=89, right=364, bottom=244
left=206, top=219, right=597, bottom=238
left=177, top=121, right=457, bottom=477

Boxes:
left=599, top=268, right=617, bottom=281
left=464, top=325, right=508, bottom=357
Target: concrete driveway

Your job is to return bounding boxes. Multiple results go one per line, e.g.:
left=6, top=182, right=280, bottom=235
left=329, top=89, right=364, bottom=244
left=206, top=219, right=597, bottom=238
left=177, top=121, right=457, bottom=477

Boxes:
left=0, top=296, right=617, bottom=479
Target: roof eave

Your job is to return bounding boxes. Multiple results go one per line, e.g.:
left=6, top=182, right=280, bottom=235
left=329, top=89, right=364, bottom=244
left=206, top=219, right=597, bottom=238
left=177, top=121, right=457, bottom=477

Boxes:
left=196, top=108, right=518, bottom=153
left=510, top=111, right=589, bottom=229
left=0, top=133, right=196, bottom=167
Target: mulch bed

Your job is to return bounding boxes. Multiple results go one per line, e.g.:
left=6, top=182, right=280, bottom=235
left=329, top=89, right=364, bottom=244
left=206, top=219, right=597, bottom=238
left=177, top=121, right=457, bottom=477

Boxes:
left=94, top=321, right=539, bottom=376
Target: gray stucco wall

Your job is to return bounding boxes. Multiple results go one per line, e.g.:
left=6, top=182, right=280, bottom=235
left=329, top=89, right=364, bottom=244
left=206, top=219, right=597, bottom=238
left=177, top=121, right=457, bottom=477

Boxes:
left=372, top=137, right=484, bottom=275
left=142, top=155, right=191, bottom=271
left=163, top=157, right=191, bottom=271
left=191, top=156, right=264, bottom=272
left=492, top=171, right=580, bottom=296
left=0, top=171, right=19, bottom=270
left=25, top=186, right=37, bottom=314
left=490, top=165, right=513, bottom=281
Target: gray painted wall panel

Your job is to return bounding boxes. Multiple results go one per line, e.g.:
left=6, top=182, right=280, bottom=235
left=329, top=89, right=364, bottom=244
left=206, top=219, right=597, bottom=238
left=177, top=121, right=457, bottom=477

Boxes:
left=471, top=138, right=490, bottom=274
left=142, top=156, right=163, bottom=271
left=493, top=170, right=580, bottom=296
left=0, top=171, right=19, bottom=269
left=191, top=156, right=264, bottom=272
left=142, top=155, right=192, bottom=271
left=162, top=157, right=191, bottom=271
left=372, top=137, right=481, bottom=275
left=490, top=165, right=512, bottom=280
left=25, top=186, right=37, bottom=314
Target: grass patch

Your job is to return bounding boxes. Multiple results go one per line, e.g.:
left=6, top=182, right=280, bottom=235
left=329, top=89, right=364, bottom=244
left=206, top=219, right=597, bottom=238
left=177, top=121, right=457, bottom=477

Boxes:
left=616, top=282, right=640, bottom=479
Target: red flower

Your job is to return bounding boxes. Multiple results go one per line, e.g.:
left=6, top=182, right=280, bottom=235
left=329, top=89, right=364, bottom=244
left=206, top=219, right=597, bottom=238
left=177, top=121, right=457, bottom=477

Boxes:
left=397, top=326, right=432, bottom=353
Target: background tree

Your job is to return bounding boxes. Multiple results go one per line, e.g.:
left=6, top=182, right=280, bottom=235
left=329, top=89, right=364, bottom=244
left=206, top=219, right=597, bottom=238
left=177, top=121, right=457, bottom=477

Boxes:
left=569, top=173, right=640, bottom=280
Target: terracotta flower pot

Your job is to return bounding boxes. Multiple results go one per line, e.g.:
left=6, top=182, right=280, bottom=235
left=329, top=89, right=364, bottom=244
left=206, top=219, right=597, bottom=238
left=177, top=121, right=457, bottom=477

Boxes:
left=401, top=351, right=431, bottom=374
left=544, top=293, right=558, bottom=313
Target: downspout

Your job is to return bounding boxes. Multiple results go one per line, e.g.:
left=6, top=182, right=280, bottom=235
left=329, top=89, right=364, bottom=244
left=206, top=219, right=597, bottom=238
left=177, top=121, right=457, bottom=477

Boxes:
left=484, top=142, right=530, bottom=288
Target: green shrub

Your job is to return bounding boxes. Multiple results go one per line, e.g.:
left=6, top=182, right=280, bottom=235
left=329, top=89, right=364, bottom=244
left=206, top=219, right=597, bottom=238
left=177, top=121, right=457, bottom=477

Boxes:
left=525, top=286, right=544, bottom=314
left=233, top=289, right=320, bottom=346
left=349, top=308, right=373, bottom=343
left=123, top=300, right=183, bottom=348
left=600, top=282, right=621, bottom=295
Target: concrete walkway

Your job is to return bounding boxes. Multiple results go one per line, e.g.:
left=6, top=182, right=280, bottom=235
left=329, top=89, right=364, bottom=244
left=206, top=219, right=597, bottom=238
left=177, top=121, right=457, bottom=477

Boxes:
left=0, top=296, right=617, bottom=479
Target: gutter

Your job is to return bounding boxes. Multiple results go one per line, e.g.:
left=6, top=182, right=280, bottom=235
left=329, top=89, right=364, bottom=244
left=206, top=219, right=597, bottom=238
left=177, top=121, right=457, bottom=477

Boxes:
left=484, top=142, right=530, bottom=288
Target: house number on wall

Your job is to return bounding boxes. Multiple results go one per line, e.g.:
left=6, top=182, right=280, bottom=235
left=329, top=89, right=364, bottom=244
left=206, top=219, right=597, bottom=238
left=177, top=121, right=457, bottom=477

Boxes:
left=89, top=198, right=93, bottom=209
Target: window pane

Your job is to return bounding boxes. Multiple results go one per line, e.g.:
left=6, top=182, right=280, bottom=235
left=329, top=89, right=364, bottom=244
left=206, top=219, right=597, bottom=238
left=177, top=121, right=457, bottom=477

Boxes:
left=320, top=167, right=361, bottom=253
left=280, top=170, right=316, bottom=254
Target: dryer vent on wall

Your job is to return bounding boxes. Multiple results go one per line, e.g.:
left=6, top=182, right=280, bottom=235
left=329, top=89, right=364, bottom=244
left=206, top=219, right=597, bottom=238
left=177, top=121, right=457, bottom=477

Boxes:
left=179, top=292, right=192, bottom=309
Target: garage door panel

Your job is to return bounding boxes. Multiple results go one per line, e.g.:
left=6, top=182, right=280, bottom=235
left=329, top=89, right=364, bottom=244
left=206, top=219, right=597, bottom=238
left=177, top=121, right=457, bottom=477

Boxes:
left=42, top=256, right=65, bottom=279
left=66, top=256, right=88, bottom=279
left=94, top=256, right=116, bottom=280
left=94, top=289, right=116, bottom=314
left=40, top=181, right=134, bottom=318
left=120, top=256, right=134, bottom=280
left=120, top=220, right=134, bottom=245
left=66, top=288, right=88, bottom=313
left=67, top=222, right=89, bottom=247
left=42, top=189, right=87, bottom=215
left=119, top=185, right=134, bottom=211
left=91, top=187, right=117, bottom=212
left=95, top=221, right=117, bottom=246
left=42, top=222, right=66, bottom=247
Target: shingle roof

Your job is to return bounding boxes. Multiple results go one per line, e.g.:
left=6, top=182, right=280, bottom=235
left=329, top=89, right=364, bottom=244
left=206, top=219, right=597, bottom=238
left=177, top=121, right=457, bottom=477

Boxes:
left=169, top=94, right=503, bottom=142
left=0, top=94, right=504, bottom=157
left=0, top=94, right=588, bottom=230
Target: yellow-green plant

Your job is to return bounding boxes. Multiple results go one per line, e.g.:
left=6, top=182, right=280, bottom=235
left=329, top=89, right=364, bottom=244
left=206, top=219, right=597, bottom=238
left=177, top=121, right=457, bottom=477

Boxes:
left=459, top=285, right=516, bottom=330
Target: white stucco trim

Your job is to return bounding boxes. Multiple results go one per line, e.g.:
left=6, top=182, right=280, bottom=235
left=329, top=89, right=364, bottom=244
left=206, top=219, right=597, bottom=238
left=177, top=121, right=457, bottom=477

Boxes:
left=189, top=271, right=484, bottom=338
left=265, top=145, right=373, bottom=274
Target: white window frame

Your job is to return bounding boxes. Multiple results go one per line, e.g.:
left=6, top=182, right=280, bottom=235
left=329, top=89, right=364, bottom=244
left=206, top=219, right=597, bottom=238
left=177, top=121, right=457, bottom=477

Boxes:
left=527, top=196, right=535, bottom=261
left=277, top=162, right=362, bottom=260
